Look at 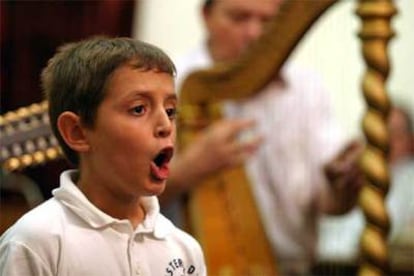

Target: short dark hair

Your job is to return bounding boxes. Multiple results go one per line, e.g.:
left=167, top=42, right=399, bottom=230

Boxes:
left=203, top=0, right=214, bottom=11
left=41, top=36, right=176, bottom=166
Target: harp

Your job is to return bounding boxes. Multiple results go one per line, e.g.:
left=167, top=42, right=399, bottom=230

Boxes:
left=177, top=0, right=396, bottom=275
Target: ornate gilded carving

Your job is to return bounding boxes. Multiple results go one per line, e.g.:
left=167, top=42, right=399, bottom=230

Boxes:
left=355, top=1, right=397, bottom=275
left=1, top=101, right=63, bottom=172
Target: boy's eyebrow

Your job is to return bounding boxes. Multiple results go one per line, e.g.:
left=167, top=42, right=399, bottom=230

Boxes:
left=165, top=93, right=178, bottom=102
left=125, top=91, right=178, bottom=102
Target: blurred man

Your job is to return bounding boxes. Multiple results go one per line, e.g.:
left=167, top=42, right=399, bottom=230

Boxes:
left=164, top=0, right=363, bottom=274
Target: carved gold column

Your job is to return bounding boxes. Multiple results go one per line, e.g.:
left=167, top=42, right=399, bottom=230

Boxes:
left=355, top=1, right=397, bottom=275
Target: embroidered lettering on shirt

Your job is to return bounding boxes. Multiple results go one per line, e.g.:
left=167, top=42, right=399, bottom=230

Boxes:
left=164, top=258, right=196, bottom=276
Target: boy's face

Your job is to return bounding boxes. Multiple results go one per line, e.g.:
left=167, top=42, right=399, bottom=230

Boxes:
left=83, top=64, right=176, bottom=197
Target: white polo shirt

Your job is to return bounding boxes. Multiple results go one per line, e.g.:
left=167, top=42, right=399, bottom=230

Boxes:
left=0, top=170, right=206, bottom=276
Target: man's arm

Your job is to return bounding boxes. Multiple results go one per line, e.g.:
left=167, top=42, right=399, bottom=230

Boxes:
left=159, top=118, right=262, bottom=205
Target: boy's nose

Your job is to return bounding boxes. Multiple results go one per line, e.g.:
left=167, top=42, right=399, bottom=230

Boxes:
left=156, top=124, right=172, bottom=138
left=155, top=113, right=173, bottom=138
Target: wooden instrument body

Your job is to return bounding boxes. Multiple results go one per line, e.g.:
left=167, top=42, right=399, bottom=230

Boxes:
left=178, top=1, right=338, bottom=274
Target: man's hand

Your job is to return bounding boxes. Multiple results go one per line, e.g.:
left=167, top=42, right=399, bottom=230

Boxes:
left=185, top=118, right=262, bottom=178
left=168, top=118, right=262, bottom=192
left=323, top=140, right=365, bottom=214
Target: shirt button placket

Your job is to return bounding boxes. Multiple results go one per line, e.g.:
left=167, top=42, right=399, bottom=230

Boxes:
left=128, top=237, right=136, bottom=275
left=135, top=266, right=141, bottom=276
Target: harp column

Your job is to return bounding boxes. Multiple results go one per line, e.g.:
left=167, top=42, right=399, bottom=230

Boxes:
left=355, top=0, right=397, bottom=275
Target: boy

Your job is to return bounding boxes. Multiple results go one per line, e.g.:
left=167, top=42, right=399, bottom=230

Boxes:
left=0, top=36, right=206, bottom=276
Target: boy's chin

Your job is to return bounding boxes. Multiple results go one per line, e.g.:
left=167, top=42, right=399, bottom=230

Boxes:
left=145, top=181, right=166, bottom=196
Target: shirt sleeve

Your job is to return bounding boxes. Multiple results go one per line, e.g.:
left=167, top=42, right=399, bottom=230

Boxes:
left=0, top=241, right=54, bottom=276
left=194, top=240, right=208, bottom=276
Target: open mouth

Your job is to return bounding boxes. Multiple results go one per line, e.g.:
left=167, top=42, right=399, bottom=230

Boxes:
left=150, top=147, right=174, bottom=181
left=153, top=147, right=174, bottom=167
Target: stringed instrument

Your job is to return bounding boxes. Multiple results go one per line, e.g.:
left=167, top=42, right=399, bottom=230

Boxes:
left=177, top=0, right=396, bottom=275
left=178, top=1, right=337, bottom=274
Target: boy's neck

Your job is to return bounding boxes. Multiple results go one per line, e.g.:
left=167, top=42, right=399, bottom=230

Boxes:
left=76, top=173, right=146, bottom=229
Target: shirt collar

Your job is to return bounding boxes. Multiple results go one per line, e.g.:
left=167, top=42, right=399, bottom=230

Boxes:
left=53, top=170, right=174, bottom=239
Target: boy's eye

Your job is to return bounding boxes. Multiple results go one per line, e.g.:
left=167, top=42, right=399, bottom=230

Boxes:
left=166, top=107, right=177, bottom=120
left=132, top=105, right=145, bottom=115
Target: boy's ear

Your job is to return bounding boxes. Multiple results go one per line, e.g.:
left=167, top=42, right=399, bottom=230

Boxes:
left=57, top=111, right=90, bottom=153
